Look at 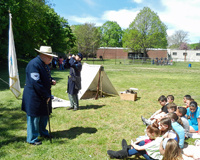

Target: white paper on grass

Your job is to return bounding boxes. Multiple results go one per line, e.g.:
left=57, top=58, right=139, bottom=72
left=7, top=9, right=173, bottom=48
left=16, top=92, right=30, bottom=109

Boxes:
left=52, top=96, right=70, bottom=109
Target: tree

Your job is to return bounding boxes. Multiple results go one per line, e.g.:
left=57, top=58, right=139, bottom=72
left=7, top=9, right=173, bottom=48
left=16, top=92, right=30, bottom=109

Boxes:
left=190, top=40, right=200, bottom=50
left=179, top=42, right=189, bottom=61
left=122, top=7, right=168, bottom=57
left=73, top=23, right=100, bottom=59
left=195, top=41, right=200, bottom=50
left=179, top=42, right=189, bottom=50
left=42, top=8, right=76, bottom=53
left=0, top=0, right=75, bottom=59
left=99, top=21, right=123, bottom=47
left=168, top=30, right=189, bottom=49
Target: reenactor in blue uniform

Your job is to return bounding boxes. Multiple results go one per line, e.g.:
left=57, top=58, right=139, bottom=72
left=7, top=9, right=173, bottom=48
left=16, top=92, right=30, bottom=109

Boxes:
left=67, top=53, right=83, bottom=111
left=22, top=46, right=57, bottom=145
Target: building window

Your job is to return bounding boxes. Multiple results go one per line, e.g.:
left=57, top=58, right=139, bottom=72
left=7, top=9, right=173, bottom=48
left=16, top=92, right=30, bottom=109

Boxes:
left=172, top=52, right=177, bottom=55
left=183, top=52, right=187, bottom=56
left=196, top=53, right=200, bottom=56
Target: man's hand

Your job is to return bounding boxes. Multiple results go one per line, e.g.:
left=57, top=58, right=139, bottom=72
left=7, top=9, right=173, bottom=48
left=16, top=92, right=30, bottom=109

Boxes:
left=52, top=80, right=56, bottom=85
left=47, top=98, right=50, bottom=103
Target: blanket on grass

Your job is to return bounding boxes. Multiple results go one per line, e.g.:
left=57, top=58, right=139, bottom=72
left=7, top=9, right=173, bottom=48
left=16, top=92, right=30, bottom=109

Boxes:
left=52, top=96, right=70, bottom=109
left=188, top=133, right=200, bottom=138
left=183, top=145, right=200, bottom=160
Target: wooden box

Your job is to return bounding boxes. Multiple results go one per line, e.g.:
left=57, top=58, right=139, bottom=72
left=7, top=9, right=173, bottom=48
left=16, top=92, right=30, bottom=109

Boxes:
left=120, top=92, right=137, bottom=101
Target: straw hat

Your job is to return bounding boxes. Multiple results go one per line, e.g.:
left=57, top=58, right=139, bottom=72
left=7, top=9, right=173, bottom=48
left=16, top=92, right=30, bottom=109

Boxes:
left=35, top=46, right=58, bottom=57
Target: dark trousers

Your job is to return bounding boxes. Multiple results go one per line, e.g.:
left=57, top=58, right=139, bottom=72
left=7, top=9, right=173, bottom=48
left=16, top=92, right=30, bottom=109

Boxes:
left=128, top=141, right=154, bottom=160
left=68, top=93, right=79, bottom=109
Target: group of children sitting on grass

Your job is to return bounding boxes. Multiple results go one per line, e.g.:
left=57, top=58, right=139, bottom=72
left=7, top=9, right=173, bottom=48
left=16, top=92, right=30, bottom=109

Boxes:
left=107, top=95, right=200, bottom=160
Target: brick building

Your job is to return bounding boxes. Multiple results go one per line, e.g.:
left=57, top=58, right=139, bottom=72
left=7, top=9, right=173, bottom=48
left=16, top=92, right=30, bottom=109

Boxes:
left=96, top=47, right=128, bottom=59
left=147, top=49, right=168, bottom=59
left=96, top=47, right=168, bottom=59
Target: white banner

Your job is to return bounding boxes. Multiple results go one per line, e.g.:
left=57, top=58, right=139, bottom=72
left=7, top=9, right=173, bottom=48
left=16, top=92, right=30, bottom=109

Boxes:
left=8, top=13, right=21, bottom=98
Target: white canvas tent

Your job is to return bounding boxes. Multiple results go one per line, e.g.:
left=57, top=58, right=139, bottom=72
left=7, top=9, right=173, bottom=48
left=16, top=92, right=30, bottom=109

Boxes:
left=78, top=63, right=119, bottom=99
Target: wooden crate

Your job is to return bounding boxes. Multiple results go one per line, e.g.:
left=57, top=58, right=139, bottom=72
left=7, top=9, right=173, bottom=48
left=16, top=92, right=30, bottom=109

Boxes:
left=120, top=93, right=137, bottom=101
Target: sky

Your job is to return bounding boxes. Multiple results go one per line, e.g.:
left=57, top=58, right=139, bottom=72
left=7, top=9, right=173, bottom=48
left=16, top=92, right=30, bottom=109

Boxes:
left=51, top=0, right=200, bottom=44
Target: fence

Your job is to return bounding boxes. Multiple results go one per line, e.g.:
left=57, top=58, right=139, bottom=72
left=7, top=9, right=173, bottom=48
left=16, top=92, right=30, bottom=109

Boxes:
left=81, top=57, right=174, bottom=65
left=50, top=57, right=200, bottom=68
left=172, top=58, right=200, bottom=62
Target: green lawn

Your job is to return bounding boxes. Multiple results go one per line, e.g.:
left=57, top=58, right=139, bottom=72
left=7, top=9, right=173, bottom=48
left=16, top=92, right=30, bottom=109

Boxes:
left=0, top=59, right=200, bottom=160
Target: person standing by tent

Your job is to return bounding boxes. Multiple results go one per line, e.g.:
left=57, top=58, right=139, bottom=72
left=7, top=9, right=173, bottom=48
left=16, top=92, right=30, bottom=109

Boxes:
left=59, top=56, right=64, bottom=70
left=22, top=46, right=57, bottom=145
left=67, top=53, right=83, bottom=111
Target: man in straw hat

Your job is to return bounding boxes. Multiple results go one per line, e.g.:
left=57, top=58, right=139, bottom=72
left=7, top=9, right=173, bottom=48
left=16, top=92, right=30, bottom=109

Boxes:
left=66, top=53, right=83, bottom=111
left=22, top=46, right=57, bottom=145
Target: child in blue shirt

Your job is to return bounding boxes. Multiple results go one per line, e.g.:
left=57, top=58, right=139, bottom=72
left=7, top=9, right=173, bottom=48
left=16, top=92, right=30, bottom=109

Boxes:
left=167, top=112, right=185, bottom=148
left=186, top=101, right=200, bottom=135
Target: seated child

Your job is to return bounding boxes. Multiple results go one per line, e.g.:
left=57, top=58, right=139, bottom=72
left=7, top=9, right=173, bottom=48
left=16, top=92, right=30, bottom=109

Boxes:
left=167, top=103, right=177, bottom=113
left=185, top=98, right=194, bottom=109
left=186, top=101, right=200, bottom=135
left=159, top=138, right=182, bottom=160
left=183, top=94, right=191, bottom=104
left=142, top=103, right=177, bottom=125
left=166, top=95, right=175, bottom=105
left=141, top=95, right=168, bottom=125
left=159, top=117, right=178, bottom=140
left=107, top=124, right=161, bottom=159
left=167, top=112, right=185, bottom=148
left=183, top=94, right=192, bottom=108
left=156, top=103, right=177, bottom=122
left=176, top=106, right=190, bottom=138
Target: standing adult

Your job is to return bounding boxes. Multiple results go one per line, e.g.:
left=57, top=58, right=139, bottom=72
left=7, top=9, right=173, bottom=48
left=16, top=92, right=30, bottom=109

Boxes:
left=67, top=53, right=83, bottom=111
left=59, top=56, right=64, bottom=70
left=22, top=46, right=57, bottom=145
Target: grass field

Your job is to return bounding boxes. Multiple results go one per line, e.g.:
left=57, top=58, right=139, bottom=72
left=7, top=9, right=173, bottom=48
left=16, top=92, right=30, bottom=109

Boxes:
left=0, top=59, right=200, bottom=160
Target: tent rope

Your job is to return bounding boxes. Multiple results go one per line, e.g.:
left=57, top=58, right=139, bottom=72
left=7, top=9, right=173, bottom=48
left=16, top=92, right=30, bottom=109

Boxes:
left=0, top=78, right=9, bottom=85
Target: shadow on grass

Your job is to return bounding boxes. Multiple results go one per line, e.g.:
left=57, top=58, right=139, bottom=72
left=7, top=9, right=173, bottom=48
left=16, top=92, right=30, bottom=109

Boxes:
left=136, top=97, right=141, bottom=101
left=53, top=127, right=97, bottom=139
left=126, top=156, right=146, bottom=160
left=0, top=107, right=27, bottom=149
left=80, top=104, right=105, bottom=110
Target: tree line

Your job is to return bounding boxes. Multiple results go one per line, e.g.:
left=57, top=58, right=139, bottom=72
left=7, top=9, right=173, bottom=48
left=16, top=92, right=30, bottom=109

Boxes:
left=0, top=0, right=75, bottom=59
left=0, top=1, right=196, bottom=60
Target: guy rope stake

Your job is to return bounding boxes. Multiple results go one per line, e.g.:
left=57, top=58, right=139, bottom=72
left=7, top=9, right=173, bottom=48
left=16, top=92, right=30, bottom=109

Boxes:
left=47, top=101, right=52, bottom=143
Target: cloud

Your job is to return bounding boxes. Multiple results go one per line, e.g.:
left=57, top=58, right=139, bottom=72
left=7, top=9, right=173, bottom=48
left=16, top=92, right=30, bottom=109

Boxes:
left=101, top=9, right=139, bottom=28
left=68, top=9, right=139, bottom=29
left=68, top=15, right=103, bottom=26
left=83, top=0, right=96, bottom=7
left=132, top=0, right=143, bottom=3
left=158, top=0, right=200, bottom=43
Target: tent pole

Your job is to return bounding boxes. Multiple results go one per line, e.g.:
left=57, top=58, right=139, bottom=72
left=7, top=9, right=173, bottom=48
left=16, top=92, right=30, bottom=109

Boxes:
left=95, top=67, right=101, bottom=100
left=100, top=70, right=103, bottom=97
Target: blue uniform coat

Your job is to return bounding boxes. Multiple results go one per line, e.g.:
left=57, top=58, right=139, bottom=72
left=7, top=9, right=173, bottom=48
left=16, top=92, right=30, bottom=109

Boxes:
left=67, top=57, right=82, bottom=95
left=22, top=56, right=53, bottom=116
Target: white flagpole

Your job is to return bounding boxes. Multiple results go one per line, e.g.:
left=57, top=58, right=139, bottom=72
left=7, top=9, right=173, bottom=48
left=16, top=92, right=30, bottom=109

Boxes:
left=8, top=12, right=21, bottom=98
